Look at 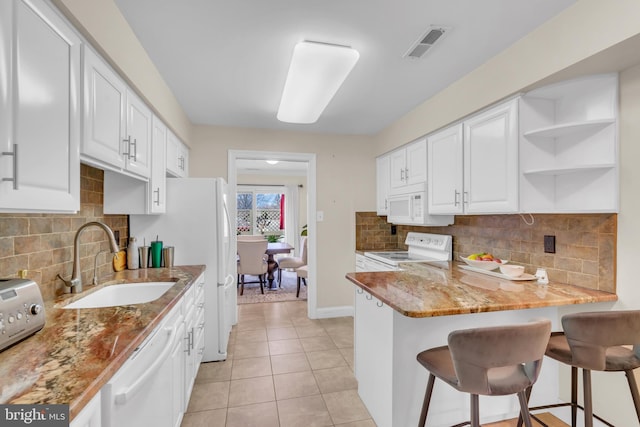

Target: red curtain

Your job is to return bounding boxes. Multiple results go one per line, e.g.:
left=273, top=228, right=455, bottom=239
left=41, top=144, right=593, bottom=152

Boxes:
left=279, top=194, right=285, bottom=230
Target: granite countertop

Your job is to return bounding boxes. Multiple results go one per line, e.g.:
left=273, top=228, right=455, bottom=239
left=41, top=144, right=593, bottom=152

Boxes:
left=0, top=265, right=205, bottom=420
left=346, top=261, right=617, bottom=318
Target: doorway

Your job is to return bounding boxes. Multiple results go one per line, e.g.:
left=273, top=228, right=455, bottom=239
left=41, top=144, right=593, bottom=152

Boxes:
left=228, top=150, right=317, bottom=320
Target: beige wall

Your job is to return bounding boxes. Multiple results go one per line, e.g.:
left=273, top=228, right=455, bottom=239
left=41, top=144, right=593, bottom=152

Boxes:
left=191, top=125, right=375, bottom=308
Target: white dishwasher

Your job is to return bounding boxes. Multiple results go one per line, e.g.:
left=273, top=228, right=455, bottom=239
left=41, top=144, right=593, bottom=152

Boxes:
left=102, top=301, right=183, bottom=427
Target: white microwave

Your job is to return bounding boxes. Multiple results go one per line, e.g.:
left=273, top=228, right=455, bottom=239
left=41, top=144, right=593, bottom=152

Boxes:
left=387, top=192, right=453, bottom=226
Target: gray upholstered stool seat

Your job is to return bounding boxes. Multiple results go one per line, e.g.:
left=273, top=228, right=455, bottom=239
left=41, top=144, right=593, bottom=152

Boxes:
left=417, top=319, right=551, bottom=427
left=523, top=310, right=640, bottom=427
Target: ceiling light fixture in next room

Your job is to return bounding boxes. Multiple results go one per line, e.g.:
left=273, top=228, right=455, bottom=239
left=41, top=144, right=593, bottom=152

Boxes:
left=277, top=41, right=359, bottom=124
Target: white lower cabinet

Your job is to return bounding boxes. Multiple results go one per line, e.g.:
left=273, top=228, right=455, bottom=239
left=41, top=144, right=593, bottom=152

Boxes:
left=70, top=391, right=101, bottom=427
left=0, top=0, right=81, bottom=213
left=98, top=277, right=205, bottom=427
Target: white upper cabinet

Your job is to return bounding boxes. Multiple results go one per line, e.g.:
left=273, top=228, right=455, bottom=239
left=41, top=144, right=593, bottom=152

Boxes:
left=427, top=124, right=464, bottom=214
left=463, top=98, right=519, bottom=214
left=0, top=0, right=81, bottom=213
left=427, top=98, right=519, bottom=215
left=83, top=47, right=151, bottom=179
left=519, top=74, right=618, bottom=213
left=166, top=130, right=189, bottom=178
left=150, top=115, right=167, bottom=213
left=376, top=154, right=391, bottom=215
left=389, top=138, right=426, bottom=194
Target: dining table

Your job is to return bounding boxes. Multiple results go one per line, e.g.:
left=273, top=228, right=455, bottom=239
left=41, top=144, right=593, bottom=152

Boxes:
left=266, top=242, right=294, bottom=289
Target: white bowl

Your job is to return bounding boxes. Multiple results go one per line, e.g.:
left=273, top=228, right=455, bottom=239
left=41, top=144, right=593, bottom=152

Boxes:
left=459, top=255, right=507, bottom=271
left=499, top=264, right=525, bottom=278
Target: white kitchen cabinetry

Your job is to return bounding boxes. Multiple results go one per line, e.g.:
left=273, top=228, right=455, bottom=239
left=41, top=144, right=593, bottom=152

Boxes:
left=71, top=391, right=101, bottom=427
left=83, top=47, right=152, bottom=180
left=376, top=154, right=391, bottom=215
left=427, top=98, right=519, bottom=215
left=519, top=74, right=618, bottom=212
left=166, top=130, right=189, bottom=178
left=149, top=115, right=167, bottom=213
left=389, top=138, right=426, bottom=194
left=0, top=0, right=81, bottom=213
left=354, top=287, right=394, bottom=427
left=184, top=274, right=205, bottom=407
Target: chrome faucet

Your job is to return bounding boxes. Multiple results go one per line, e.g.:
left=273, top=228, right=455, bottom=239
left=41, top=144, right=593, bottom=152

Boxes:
left=58, top=221, right=120, bottom=293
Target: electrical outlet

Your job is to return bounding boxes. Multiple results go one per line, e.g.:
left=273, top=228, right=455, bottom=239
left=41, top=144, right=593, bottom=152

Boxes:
left=391, top=225, right=397, bottom=235
left=544, top=235, right=556, bottom=254
left=114, top=230, right=120, bottom=244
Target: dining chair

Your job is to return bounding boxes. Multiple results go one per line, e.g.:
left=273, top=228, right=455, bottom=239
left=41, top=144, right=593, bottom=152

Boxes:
left=521, top=310, right=640, bottom=427
left=237, top=240, right=268, bottom=295
left=417, top=318, right=551, bottom=427
left=295, top=265, right=307, bottom=298
left=277, top=236, right=307, bottom=285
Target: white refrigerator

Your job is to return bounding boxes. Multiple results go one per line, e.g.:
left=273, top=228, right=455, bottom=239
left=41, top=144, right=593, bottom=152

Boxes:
left=129, top=178, right=235, bottom=362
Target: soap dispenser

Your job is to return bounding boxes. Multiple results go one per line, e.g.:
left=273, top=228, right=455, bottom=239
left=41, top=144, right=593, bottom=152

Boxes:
left=127, top=237, right=139, bottom=270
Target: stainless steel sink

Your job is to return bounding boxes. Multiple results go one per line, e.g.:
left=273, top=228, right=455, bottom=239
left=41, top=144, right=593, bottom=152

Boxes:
left=63, top=282, right=176, bottom=309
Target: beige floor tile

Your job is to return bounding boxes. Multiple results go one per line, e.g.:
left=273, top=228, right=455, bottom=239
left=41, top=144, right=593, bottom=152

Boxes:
left=180, top=408, right=226, bottom=427
left=295, top=324, right=329, bottom=338
left=267, top=326, right=298, bottom=341
left=235, top=328, right=267, bottom=343
left=226, top=401, right=280, bottom=427
left=323, top=389, right=371, bottom=425
left=264, top=318, right=294, bottom=329
left=329, top=332, right=354, bottom=348
left=334, top=419, right=377, bottom=427
left=231, top=356, right=272, bottom=379
left=268, top=338, right=304, bottom=355
left=314, top=366, right=358, bottom=394
left=301, top=335, right=338, bottom=352
left=233, top=341, right=270, bottom=359
left=195, top=359, right=232, bottom=383
left=277, top=395, right=334, bottom=427
left=186, top=381, right=229, bottom=412
left=228, top=376, right=275, bottom=407
left=339, top=347, right=355, bottom=370
left=271, top=352, right=312, bottom=375
left=274, top=371, right=321, bottom=400
left=306, top=349, right=348, bottom=370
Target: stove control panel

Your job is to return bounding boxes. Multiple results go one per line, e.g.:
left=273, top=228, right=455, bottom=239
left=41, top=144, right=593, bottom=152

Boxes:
left=404, top=232, right=452, bottom=252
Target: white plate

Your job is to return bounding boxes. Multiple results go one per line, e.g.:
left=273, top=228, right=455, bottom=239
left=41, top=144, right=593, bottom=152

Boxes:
left=458, top=265, right=538, bottom=281
left=459, top=255, right=508, bottom=271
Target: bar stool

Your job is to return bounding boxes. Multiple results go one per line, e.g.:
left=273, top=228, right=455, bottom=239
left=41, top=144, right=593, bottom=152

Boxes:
left=416, top=319, right=551, bottom=427
left=523, top=310, right=640, bottom=427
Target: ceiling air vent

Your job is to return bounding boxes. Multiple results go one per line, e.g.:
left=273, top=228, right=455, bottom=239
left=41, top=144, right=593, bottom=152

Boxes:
left=404, top=26, right=449, bottom=59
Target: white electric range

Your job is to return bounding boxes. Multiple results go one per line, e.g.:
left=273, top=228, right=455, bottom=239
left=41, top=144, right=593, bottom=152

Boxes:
left=361, top=232, right=452, bottom=272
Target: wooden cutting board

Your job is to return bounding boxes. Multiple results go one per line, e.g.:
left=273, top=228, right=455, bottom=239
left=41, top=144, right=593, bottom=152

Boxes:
left=113, top=250, right=126, bottom=272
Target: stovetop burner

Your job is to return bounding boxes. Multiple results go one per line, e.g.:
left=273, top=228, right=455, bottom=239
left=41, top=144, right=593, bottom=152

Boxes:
left=363, top=232, right=452, bottom=267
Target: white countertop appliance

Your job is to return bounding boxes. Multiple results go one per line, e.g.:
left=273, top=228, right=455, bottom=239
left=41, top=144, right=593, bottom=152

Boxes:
left=0, top=278, right=45, bottom=352
left=130, top=178, right=234, bottom=362
left=361, top=232, right=452, bottom=272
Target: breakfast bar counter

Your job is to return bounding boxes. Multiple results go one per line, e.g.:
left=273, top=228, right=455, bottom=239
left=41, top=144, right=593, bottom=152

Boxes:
left=345, top=261, right=617, bottom=427
left=0, top=265, right=205, bottom=421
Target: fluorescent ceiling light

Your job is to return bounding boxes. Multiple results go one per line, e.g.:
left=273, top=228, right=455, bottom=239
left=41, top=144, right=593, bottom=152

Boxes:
left=277, top=41, right=359, bottom=124
left=266, top=160, right=279, bottom=165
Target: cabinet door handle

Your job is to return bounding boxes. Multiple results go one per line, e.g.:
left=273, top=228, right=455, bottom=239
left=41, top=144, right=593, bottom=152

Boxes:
left=463, top=191, right=469, bottom=205
left=405, top=167, right=409, bottom=181
left=2, top=144, right=18, bottom=189
left=123, top=137, right=137, bottom=162
left=376, top=301, right=384, bottom=308
left=153, top=187, right=160, bottom=205
left=365, top=293, right=372, bottom=300
left=400, top=169, right=405, bottom=181
left=454, top=190, right=460, bottom=206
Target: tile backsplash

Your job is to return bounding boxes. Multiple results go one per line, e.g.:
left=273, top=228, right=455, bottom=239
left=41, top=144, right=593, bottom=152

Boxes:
left=355, top=212, right=616, bottom=292
left=0, top=165, right=128, bottom=301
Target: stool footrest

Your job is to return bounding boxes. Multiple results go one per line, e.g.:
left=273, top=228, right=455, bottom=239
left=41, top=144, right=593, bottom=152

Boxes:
left=527, top=402, right=615, bottom=427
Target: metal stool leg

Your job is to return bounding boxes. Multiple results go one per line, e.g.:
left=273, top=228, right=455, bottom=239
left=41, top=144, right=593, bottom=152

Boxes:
left=470, top=394, right=480, bottom=427
left=518, top=390, right=533, bottom=427
left=418, top=374, right=435, bottom=427
left=583, top=369, right=593, bottom=427
left=625, top=369, right=640, bottom=424
left=571, top=366, right=578, bottom=427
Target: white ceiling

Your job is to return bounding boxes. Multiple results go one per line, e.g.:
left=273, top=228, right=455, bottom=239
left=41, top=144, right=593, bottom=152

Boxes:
left=114, top=0, right=575, bottom=136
